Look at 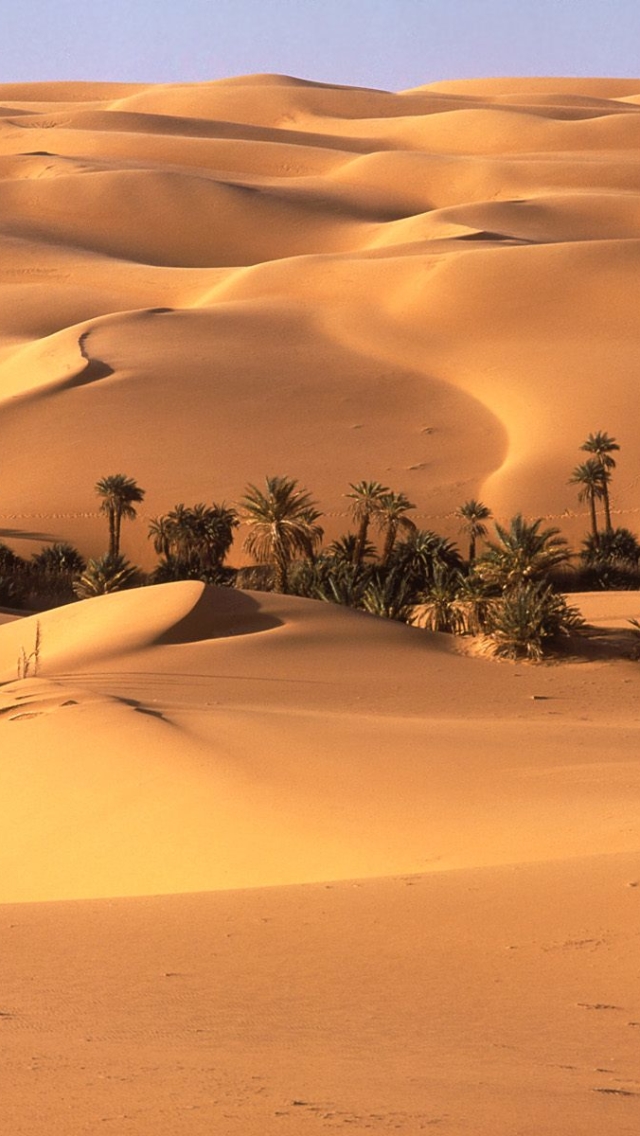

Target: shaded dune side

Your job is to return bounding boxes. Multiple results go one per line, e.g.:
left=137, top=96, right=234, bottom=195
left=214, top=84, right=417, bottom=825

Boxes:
left=0, top=74, right=639, bottom=556
left=1, top=583, right=640, bottom=903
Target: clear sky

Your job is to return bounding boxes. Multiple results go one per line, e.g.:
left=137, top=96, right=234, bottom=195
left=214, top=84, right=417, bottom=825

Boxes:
left=2, top=0, right=639, bottom=91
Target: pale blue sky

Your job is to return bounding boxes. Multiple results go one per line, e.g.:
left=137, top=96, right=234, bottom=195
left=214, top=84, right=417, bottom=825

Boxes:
left=2, top=0, right=639, bottom=90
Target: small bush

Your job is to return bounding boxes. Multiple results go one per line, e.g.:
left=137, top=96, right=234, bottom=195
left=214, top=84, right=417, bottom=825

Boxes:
left=32, top=542, right=86, bottom=574
left=486, top=583, right=584, bottom=661
left=73, top=554, right=141, bottom=598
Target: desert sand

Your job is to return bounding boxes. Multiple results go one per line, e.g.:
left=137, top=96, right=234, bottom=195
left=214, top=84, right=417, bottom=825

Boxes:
left=1, top=74, right=640, bottom=1134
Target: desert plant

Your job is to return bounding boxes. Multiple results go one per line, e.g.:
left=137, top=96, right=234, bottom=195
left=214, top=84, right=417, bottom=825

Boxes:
left=486, top=583, right=584, bottom=661
left=0, top=574, right=26, bottom=608
left=374, top=492, right=417, bottom=566
left=326, top=532, right=377, bottom=566
left=241, top=475, right=323, bottom=593
left=361, top=567, right=414, bottom=621
left=345, top=480, right=390, bottom=566
left=73, top=554, right=140, bottom=598
left=0, top=542, right=26, bottom=574
left=476, top=514, right=571, bottom=591
left=388, top=529, right=463, bottom=598
left=413, top=566, right=468, bottom=633
left=149, top=502, right=238, bottom=575
left=31, top=542, right=86, bottom=574
left=569, top=460, right=606, bottom=543
left=95, top=474, right=145, bottom=558
left=17, top=621, right=42, bottom=679
left=580, top=431, right=619, bottom=534
left=455, top=499, right=492, bottom=564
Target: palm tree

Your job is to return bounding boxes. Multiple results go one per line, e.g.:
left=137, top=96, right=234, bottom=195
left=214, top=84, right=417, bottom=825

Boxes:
left=375, top=492, right=417, bottom=566
left=580, top=431, right=619, bottom=534
left=148, top=514, right=173, bottom=558
left=326, top=533, right=377, bottom=565
left=487, top=583, right=583, bottom=661
left=455, top=499, right=492, bottom=564
left=241, top=475, right=324, bottom=593
left=95, top=474, right=145, bottom=558
left=345, top=481, right=389, bottom=566
left=476, top=514, right=571, bottom=591
left=149, top=503, right=239, bottom=577
left=569, top=459, right=606, bottom=543
left=73, top=554, right=139, bottom=598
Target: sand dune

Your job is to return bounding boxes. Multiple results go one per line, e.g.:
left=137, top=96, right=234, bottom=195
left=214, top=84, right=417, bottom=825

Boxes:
left=2, top=75, right=640, bottom=1134
left=1, top=74, right=639, bottom=561
left=1, top=582, right=640, bottom=1133
left=1, top=583, right=639, bottom=904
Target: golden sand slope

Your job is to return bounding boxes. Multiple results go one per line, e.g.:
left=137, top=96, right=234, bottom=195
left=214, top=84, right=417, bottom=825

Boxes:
left=2, top=76, right=640, bottom=1134
left=1, top=583, right=639, bottom=903
left=0, top=75, right=639, bottom=563
left=1, top=583, right=640, bottom=1134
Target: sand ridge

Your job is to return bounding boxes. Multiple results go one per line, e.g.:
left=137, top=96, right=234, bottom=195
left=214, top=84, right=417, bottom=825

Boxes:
left=0, top=74, right=639, bottom=561
left=2, top=74, right=640, bottom=1135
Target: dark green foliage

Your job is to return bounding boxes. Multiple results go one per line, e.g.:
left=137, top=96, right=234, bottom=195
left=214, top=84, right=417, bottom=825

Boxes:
left=95, top=474, right=145, bottom=558
left=455, top=499, right=492, bottom=563
left=32, top=542, right=86, bottom=574
left=486, top=583, right=584, bottom=661
left=344, top=481, right=390, bottom=566
left=388, top=529, right=463, bottom=594
left=361, top=567, right=415, bottom=621
left=326, top=533, right=377, bottom=565
left=569, top=459, right=607, bottom=542
left=73, top=554, right=140, bottom=599
left=580, top=431, right=619, bottom=534
left=577, top=527, right=640, bottom=589
left=374, top=492, right=417, bottom=565
left=476, top=514, right=571, bottom=591
left=414, top=566, right=469, bottom=634
left=241, top=476, right=323, bottom=593
left=150, top=556, right=235, bottom=587
left=582, top=527, right=640, bottom=565
left=289, top=556, right=372, bottom=608
left=0, top=542, right=26, bottom=573
left=0, top=574, right=26, bottom=608
left=149, top=503, right=238, bottom=578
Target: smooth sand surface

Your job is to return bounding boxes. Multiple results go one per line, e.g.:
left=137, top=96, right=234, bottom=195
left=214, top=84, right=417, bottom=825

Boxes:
left=1, top=74, right=640, bottom=1134
left=1, top=583, right=640, bottom=1132
left=0, top=74, right=639, bottom=561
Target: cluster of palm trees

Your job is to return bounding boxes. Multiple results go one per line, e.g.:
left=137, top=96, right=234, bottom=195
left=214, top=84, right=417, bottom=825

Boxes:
left=2, top=429, right=637, bottom=660
left=569, top=431, right=619, bottom=542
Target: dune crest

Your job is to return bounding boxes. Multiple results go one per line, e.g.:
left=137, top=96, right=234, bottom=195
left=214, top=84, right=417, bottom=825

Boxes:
left=0, top=74, right=638, bottom=562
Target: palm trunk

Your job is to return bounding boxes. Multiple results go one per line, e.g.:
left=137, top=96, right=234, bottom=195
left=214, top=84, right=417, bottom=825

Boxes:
left=112, top=510, right=122, bottom=558
left=352, top=514, right=370, bottom=567
left=468, top=534, right=476, bottom=564
left=108, top=510, right=118, bottom=558
left=382, top=522, right=397, bottom=567
left=601, top=483, right=612, bottom=534
left=588, top=493, right=599, bottom=543
left=274, top=548, right=288, bottom=593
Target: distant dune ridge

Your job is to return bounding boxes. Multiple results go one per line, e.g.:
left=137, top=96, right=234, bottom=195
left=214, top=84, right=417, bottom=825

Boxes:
left=2, top=76, right=640, bottom=1135
left=0, top=74, right=639, bottom=564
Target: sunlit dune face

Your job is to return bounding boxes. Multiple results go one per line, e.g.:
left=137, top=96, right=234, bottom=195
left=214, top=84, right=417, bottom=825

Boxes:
left=0, top=74, right=638, bottom=566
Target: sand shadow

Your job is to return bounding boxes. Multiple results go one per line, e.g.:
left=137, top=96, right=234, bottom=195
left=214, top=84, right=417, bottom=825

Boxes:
left=154, top=586, right=283, bottom=646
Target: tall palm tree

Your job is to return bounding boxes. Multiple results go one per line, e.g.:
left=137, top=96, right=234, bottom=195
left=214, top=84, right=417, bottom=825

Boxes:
left=375, top=491, right=416, bottom=566
left=455, top=499, right=492, bottom=564
left=95, top=474, right=145, bottom=558
left=476, top=514, right=570, bottom=591
left=241, top=475, right=323, bottom=593
left=580, top=431, right=619, bottom=534
left=569, top=459, right=606, bottom=543
left=345, top=480, right=390, bottom=566
left=148, top=514, right=173, bottom=558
